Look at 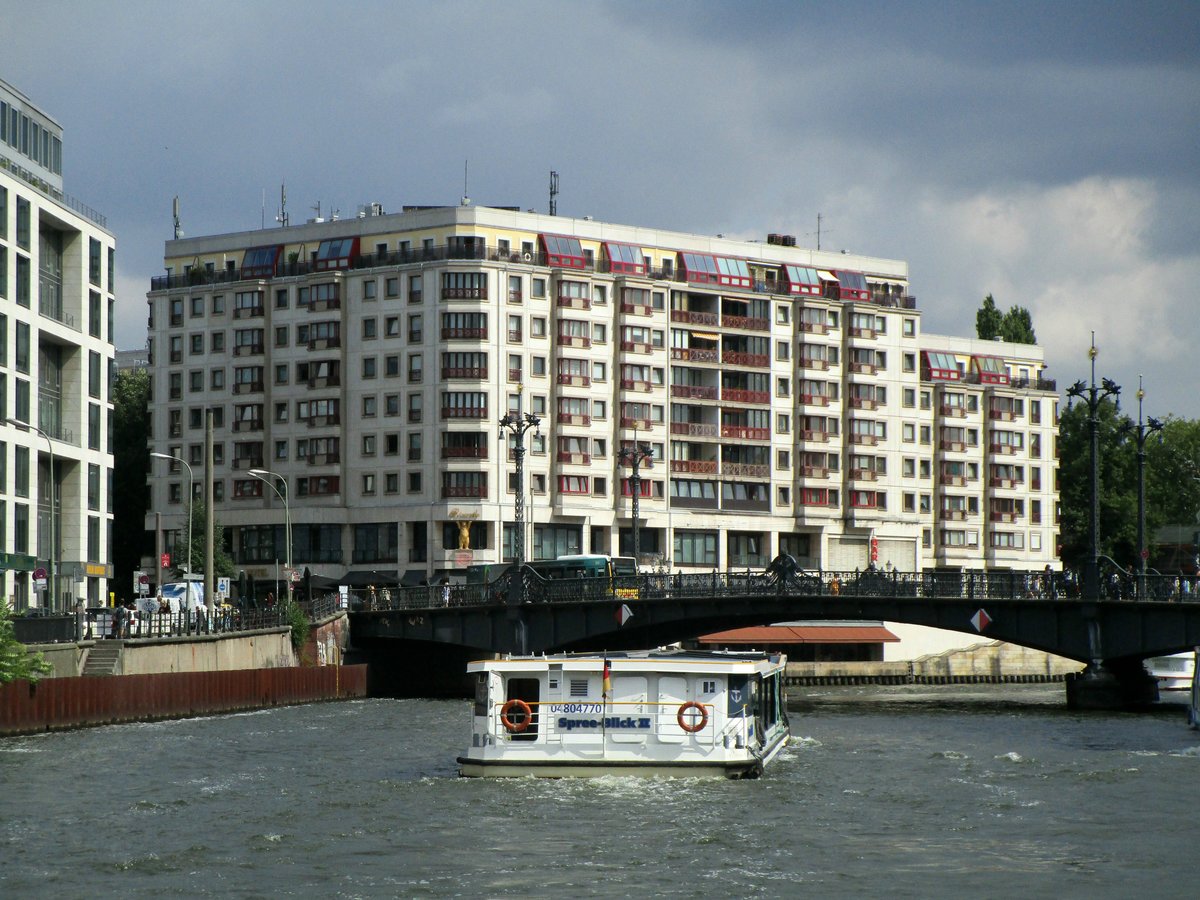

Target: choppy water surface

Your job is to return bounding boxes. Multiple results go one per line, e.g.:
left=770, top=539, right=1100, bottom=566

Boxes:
left=1, top=685, right=1196, bottom=898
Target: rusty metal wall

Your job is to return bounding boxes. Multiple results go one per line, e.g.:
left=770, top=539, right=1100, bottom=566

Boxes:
left=0, top=666, right=368, bottom=736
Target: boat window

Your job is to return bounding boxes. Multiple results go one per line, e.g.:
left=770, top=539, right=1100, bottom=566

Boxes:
left=702, top=680, right=716, bottom=695
left=473, top=674, right=488, bottom=717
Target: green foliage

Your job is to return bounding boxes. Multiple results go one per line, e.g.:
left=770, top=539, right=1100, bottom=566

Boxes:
left=1058, top=403, right=1200, bottom=571
left=976, top=294, right=1003, bottom=340
left=975, top=294, right=1037, bottom=344
left=285, top=598, right=310, bottom=652
left=0, top=599, right=52, bottom=684
left=113, top=368, right=152, bottom=597
left=178, top=500, right=237, bottom=580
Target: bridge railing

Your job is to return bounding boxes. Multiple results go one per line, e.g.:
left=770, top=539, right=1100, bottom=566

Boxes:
left=347, top=566, right=1198, bottom=612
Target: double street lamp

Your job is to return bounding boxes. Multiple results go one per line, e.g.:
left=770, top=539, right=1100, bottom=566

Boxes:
left=1119, top=376, right=1163, bottom=600
left=617, top=440, right=653, bottom=571
left=498, top=408, right=540, bottom=564
left=1065, top=334, right=1120, bottom=600
left=248, top=468, right=292, bottom=601
left=7, top=419, right=57, bottom=612
left=150, top=452, right=194, bottom=579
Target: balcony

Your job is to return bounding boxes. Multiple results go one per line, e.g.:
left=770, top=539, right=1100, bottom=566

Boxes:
left=561, top=334, right=592, bottom=349
left=799, top=393, right=830, bottom=407
left=989, top=443, right=1020, bottom=456
left=232, top=382, right=264, bottom=394
left=442, top=485, right=486, bottom=499
left=620, top=301, right=652, bottom=316
left=670, top=347, right=718, bottom=364
left=234, top=343, right=264, bottom=357
left=941, top=509, right=968, bottom=521
left=507, top=329, right=522, bottom=342
left=442, top=286, right=487, bottom=300
left=557, top=294, right=591, bottom=311
left=232, top=419, right=263, bottom=433
left=799, top=357, right=829, bottom=370
left=670, top=310, right=718, bottom=326
left=721, top=351, right=769, bottom=368
left=848, top=433, right=878, bottom=446
left=306, top=452, right=340, bottom=466
left=801, top=429, right=831, bottom=442
left=442, top=407, right=487, bottom=419
left=989, top=476, right=1019, bottom=489
left=939, top=474, right=966, bottom=486
left=720, top=425, right=770, bottom=441
left=620, top=416, right=653, bottom=430
left=233, top=306, right=265, bottom=319
left=442, top=327, right=487, bottom=340
left=800, top=465, right=829, bottom=478
left=939, top=440, right=966, bottom=452
left=849, top=468, right=877, bottom=481
left=799, top=321, right=828, bottom=334
left=508, top=368, right=522, bottom=382
left=558, top=413, right=591, bottom=427
left=940, top=404, right=967, bottom=418
left=671, top=384, right=718, bottom=400
left=618, top=378, right=650, bottom=392
left=306, top=338, right=339, bottom=351
left=848, top=326, right=877, bottom=339
left=442, top=446, right=488, bottom=460
left=443, top=367, right=487, bottom=379
left=307, top=375, right=340, bottom=388
left=849, top=396, right=877, bottom=410
left=231, top=457, right=265, bottom=471
left=671, top=459, right=717, bottom=474
left=556, top=452, right=591, bottom=465
left=722, top=389, right=769, bottom=404
left=670, top=422, right=718, bottom=438
left=990, top=511, right=1018, bottom=523
left=619, top=339, right=649, bottom=353
left=721, top=314, right=768, bottom=332
left=723, top=462, right=768, bottom=478
left=989, top=408, right=1017, bottom=421
left=848, top=362, right=877, bottom=375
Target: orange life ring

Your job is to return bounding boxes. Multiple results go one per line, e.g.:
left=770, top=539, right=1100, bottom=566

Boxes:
left=677, top=701, right=708, bottom=733
left=500, top=698, right=533, bottom=733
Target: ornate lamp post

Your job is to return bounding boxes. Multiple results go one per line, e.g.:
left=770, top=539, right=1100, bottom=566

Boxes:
left=617, top=440, right=653, bottom=570
left=1065, top=334, right=1120, bottom=600
left=1119, top=376, right=1163, bottom=600
left=248, top=468, right=292, bottom=602
left=7, top=419, right=56, bottom=612
left=498, top=408, right=540, bottom=564
left=151, top=452, right=194, bottom=579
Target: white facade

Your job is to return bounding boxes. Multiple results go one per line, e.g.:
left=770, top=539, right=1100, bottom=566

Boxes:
left=1, top=78, right=116, bottom=610
left=144, top=204, right=1057, bottom=583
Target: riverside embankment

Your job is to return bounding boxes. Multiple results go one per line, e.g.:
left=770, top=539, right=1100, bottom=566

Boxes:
left=1, top=611, right=364, bottom=736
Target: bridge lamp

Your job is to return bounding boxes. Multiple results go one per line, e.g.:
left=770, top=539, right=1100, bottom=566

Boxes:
left=1065, top=333, right=1120, bottom=600
left=248, top=468, right=292, bottom=601
left=1117, top=376, right=1163, bottom=600
left=617, top=440, right=654, bottom=571
left=498, top=407, right=540, bottom=564
left=150, top=452, right=194, bottom=578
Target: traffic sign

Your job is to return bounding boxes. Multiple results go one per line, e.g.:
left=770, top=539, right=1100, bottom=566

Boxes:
left=160, top=552, right=171, bottom=568
left=1141, top=549, right=1150, bottom=560
left=33, top=567, right=47, bottom=580
left=970, top=608, right=992, bottom=633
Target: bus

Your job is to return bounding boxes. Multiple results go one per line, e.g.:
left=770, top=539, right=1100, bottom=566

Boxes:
left=466, top=555, right=638, bottom=602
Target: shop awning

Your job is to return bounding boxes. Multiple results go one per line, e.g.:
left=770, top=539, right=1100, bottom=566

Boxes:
left=817, top=270, right=839, bottom=281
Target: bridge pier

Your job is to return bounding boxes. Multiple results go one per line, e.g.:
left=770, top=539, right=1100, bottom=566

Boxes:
left=1065, top=661, right=1159, bottom=710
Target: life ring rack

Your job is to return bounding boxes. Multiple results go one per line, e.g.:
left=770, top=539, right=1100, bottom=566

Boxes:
left=677, top=701, right=708, bottom=733
left=500, top=698, right=533, bottom=733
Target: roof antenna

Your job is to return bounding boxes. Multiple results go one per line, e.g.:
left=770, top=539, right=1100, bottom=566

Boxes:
left=461, top=159, right=471, bottom=206
left=172, top=196, right=184, bottom=239
left=806, top=213, right=833, bottom=251
left=549, top=170, right=559, bottom=216
left=275, top=183, right=289, bottom=227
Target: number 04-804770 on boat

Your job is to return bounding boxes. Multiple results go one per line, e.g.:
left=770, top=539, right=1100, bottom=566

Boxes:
left=457, top=649, right=790, bottom=779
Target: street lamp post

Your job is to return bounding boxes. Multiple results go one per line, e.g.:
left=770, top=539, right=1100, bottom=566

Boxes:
left=617, top=440, right=653, bottom=571
left=1065, top=333, right=1120, bottom=600
left=1119, top=376, right=1163, bottom=600
left=151, top=452, right=194, bottom=579
left=498, top=408, right=540, bottom=564
left=6, top=419, right=56, bottom=612
left=248, top=468, right=291, bottom=602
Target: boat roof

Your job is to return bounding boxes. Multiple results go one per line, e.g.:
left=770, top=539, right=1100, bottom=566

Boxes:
left=467, top=648, right=785, bottom=675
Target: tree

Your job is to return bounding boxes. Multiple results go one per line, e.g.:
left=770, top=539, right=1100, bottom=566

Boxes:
left=112, top=368, right=152, bottom=599
left=975, top=295, right=1037, bottom=344
left=175, top=500, right=237, bottom=580
left=976, top=294, right=1002, bottom=340
left=1000, top=305, right=1037, bottom=344
left=0, top=599, right=51, bottom=683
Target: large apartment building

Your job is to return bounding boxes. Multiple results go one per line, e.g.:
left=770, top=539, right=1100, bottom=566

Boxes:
left=144, top=203, right=1058, bottom=584
left=0, top=79, right=116, bottom=611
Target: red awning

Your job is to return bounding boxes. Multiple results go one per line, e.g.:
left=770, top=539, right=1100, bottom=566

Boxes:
left=697, top=625, right=899, bottom=644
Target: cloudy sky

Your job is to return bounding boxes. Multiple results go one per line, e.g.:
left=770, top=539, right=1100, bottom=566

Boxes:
left=5, top=1, right=1198, bottom=417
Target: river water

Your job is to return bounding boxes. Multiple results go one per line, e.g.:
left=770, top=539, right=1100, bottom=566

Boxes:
left=1, top=685, right=1196, bottom=898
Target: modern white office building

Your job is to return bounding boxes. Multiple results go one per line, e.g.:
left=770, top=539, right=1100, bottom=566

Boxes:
left=143, top=202, right=1058, bottom=585
left=0, top=78, right=116, bottom=611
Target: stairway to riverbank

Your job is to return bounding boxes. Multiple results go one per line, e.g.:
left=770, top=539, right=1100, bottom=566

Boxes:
left=83, top=642, right=122, bottom=676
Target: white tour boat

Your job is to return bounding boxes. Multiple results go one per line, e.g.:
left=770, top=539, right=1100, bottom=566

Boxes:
left=1145, top=652, right=1196, bottom=691
left=458, top=649, right=790, bottom=778
left=1188, top=650, right=1199, bottom=730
